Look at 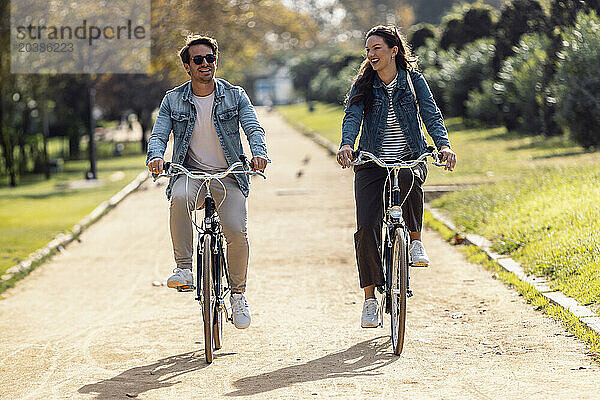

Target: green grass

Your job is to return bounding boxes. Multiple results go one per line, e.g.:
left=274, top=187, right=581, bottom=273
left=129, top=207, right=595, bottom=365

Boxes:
left=432, top=166, right=600, bottom=310
left=279, top=101, right=600, bottom=317
left=277, top=103, right=597, bottom=186
left=0, top=151, right=146, bottom=281
left=277, top=102, right=344, bottom=145
left=424, top=212, right=600, bottom=362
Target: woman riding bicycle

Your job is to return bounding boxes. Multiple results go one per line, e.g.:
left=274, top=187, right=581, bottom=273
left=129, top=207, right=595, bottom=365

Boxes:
left=336, top=25, right=457, bottom=328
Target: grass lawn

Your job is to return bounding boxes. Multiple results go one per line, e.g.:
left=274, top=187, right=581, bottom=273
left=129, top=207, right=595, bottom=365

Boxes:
left=277, top=102, right=600, bottom=312
left=0, top=148, right=146, bottom=279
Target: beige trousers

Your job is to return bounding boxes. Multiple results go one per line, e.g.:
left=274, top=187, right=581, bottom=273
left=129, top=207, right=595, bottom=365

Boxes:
left=170, top=175, right=248, bottom=293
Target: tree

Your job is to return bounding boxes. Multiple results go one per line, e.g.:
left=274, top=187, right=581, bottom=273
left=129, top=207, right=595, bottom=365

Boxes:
left=538, top=0, right=600, bottom=136
left=553, top=11, right=600, bottom=148
left=495, top=34, right=551, bottom=134
left=409, top=23, right=437, bottom=51
left=439, top=3, right=498, bottom=50
left=334, top=0, right=415, bottom=33
left=438, top=39, right=496, bottom=117
left=491, top=0, right=548, bottom=74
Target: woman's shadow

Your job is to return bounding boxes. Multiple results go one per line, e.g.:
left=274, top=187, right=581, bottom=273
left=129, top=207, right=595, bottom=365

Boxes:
left=78, top=349, right=234, bottom=399
left=225, top=336, right=398, bottom=397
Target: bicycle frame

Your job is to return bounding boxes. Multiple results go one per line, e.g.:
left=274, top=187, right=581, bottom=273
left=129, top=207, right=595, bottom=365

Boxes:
left=197, top=192, right=230, bottom=316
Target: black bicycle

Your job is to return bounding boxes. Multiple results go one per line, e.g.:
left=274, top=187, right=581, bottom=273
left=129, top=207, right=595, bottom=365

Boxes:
left=153, top=156, right=265, bottom=363
left=351, top=147, right=443, bottom=355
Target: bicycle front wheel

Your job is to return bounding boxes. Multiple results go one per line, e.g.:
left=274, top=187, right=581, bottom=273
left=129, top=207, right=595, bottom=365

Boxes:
left=202, top=234, right=215, bottom=363
left=213, top=248, right=225, bottom=350
left=390, top=227, right=408, bottom=355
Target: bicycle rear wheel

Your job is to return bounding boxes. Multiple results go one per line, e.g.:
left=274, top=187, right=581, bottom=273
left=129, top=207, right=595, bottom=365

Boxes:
left=202, top=234, right=215, bottom=363
left=390, top=227, right=408, bottom=355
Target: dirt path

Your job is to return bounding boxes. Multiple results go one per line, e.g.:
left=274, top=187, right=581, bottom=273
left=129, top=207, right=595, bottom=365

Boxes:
left=1, top=110, right=598, bottom=399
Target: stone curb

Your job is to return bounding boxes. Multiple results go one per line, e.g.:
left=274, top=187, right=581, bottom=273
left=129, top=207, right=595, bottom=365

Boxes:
left=1, top=171, right=150, bottom=283
left=425, top=205, right=600, bottom=336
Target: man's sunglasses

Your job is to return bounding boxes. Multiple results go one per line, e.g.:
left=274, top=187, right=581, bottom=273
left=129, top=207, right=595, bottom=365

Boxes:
left=191, top=54, right=216, bottom=65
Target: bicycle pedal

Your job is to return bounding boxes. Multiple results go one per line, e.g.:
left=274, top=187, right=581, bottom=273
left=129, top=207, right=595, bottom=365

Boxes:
left=411, top=262, right=429, bottom=268
left=407, top=290, right=414, bottom=298
left=177, top=285, right=195, bottom=292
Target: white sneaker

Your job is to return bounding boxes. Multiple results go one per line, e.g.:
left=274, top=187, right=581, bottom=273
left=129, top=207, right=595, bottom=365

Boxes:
left=410, top=240, right=430, bottom=267
left=361, top=298, right=379, bottom=328
left=166, top=267, right=194, bottom=289
left=230, top=293, right=251, bottom=329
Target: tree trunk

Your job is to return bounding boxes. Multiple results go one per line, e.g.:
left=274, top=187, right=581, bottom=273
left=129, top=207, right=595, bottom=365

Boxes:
left=69, top=130, right=80, bottom=160
left=18, top=108, right=28, bottom=176
left=88, top=77, right=97, bottom=179
left=0, top=127, right=17, bottom=187
left=139, top=109, right=151, bottom=153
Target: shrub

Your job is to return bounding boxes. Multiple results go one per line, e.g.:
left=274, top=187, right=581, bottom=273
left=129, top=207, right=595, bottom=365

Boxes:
left=415, top=37, right=451, bottom=114
left=409, top=23, right=437, bottom=51
left=439, top=3, right=497, bottom=50
left=466, top=79, right=502, bottom=125
left=492, top=0, right=548, bottom=73
left=437, top=39, right=496, bottom=117
left=553, top=10, right=600, bottom=148
left=494, top=33, right=551, bottom=134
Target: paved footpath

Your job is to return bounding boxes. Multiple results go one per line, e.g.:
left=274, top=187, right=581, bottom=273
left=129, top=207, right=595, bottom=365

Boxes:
left=1, top=110, right=599, bottom=399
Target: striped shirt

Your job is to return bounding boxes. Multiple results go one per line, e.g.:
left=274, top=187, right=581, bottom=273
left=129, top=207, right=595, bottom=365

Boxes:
left=379, top=74, right=410, bottom=162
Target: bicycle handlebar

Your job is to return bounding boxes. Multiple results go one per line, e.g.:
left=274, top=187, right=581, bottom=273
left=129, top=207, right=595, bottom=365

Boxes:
left=152, top=158, right=266, bottom=181
left=350, top=146, right=445, bottom=168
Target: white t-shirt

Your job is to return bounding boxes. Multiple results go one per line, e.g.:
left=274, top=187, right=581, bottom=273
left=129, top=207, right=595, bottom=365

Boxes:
left=185, top=92, right=229, bottom=171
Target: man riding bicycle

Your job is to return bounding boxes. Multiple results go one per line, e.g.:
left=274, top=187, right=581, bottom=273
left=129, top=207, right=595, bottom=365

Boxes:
left=146, top=35, right=268, bottom=329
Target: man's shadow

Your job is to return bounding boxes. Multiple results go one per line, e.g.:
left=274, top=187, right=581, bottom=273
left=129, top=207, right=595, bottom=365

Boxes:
left=225, top=336, right=398, bottom=397
left=78, top=349, right=235, bottom=399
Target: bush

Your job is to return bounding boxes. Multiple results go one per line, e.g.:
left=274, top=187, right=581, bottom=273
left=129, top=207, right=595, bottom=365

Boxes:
left=439, top=3, right=497, bottom=50
left=415, top=37, right=451, bottom=114
left=466, top=79, right=502, bottom=125
left=409, top=23, right=437, bottom=52
left=290, top=50, right=361, bottom=104
left=494, top=33, right=551, bottom=134
left=492, top=0, right=548, bottom=73
left=553, top=10, right=600, bottom=148
left=435, top=39, right=496, bottom=117
left=309, top=60, right=360, bottom=105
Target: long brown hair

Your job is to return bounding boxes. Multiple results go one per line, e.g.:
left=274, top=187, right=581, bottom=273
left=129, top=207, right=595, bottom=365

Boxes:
left=348, top=25, right=418, bottom=112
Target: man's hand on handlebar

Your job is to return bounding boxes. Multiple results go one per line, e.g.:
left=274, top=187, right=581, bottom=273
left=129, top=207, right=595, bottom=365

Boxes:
left=337, top=144, right=355, bottom=169
left=147, top=158, right=164, bottom=175
left=250, top=156, right=268, bottom=172
left=438, top=146, right=457, bottom=171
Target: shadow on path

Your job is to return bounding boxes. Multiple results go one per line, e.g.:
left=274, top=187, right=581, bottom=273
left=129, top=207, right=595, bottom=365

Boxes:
left=78, top=349, right=235, bottom=399
left=226, top=336, right=398, bottom=397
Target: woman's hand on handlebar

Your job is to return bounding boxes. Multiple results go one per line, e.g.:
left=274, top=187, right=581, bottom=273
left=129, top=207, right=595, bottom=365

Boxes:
left=337, top=145, right=354, bottom=169
left=438, top=146, right=457, bottom=171
left=147, top=158, right=164, bottom=174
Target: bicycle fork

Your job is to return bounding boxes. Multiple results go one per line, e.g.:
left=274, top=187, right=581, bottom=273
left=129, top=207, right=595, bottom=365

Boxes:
left=388, top=169, right=413, bottom=299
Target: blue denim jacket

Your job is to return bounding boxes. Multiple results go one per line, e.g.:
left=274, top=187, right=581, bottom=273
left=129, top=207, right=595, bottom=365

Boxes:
left=146, top=79, right=268, bottom=199
left=340, top=70, right=450, bottom=156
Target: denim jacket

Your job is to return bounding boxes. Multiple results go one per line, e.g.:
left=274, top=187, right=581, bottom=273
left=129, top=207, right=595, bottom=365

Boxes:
left=340, top=70, right=450, bottom=156
left=146, top=79, right=268, bottom=199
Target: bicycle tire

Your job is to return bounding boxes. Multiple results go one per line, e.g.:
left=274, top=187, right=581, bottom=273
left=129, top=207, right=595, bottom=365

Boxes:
left=213, top=246, right=225, bottom=350
left=202, top=234, right=214, bottom=363
left=390, top=227, right=408, bottom=355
